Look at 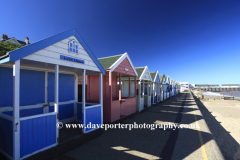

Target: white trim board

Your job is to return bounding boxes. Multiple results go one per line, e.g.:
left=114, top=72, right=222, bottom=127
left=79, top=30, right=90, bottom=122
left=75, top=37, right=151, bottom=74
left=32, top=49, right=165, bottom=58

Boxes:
left=138, top=66, right=152, bottom=81
left=165, top=76, right=170, bottom=84
left=108, top=52, right=138, bottom=76
left=160, top=74, right=166, bottom=84
left=151, top=71, right=160, bottom=83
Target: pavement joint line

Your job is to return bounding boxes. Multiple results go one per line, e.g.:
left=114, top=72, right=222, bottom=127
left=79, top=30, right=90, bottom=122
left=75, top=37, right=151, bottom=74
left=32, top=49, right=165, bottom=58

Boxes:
left=192, top=98, right=209, bottom=160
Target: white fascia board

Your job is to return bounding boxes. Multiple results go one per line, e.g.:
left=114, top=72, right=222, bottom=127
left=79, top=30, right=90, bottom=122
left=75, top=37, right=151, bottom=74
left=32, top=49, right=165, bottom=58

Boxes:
left=152, top=71, right=158, bottom=83
left=153, top=72, right=157, bottom=82
left=139, top=66, right=146, bottom=81
left=155, top=71, right=160, bottom=83
left=166, top=77, right=169, bottom=84
left=140, top=66, right=153, bottom=82
left=161, top=74, right=166, bottom=84
left=109, top=52, right=138, bottom=76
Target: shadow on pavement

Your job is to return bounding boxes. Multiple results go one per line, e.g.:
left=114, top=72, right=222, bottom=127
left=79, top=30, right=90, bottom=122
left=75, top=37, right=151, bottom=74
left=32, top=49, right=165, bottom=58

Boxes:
left=193, top=95, right=240, bottom=160
left=2, top=92, right=238, bottom=160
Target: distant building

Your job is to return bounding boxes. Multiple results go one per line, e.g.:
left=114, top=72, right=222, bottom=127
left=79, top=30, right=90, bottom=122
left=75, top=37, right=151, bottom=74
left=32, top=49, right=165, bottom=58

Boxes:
left=195, top=84, right=219, bottom=89
left=189, top=84, right=195, bottom=88
left=1, top=34, right=29, bottom=46
left=179, top=82, right=189, bottom=92
left=221, top=84, right=240, bottom=88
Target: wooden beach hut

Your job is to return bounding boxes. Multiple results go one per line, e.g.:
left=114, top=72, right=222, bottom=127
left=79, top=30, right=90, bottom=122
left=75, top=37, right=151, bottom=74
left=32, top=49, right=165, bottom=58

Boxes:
left=169, top=79, right=172, bottom=97
left=135, top=66, right=153, bottom=112
left=173, top=81, right=177, bottom=96
left=165, top=76, right=170, bottom=99
left=150, top=71, right=161, bottom=104
left=85, top=53, right=138, bottom=123
left=0, top=28, right=105, bottom=159
left=159, top=74, right=165, bottom=101
left=170, top=79, right=174, bottom=97
left=176, top=81, right=180, bottom=94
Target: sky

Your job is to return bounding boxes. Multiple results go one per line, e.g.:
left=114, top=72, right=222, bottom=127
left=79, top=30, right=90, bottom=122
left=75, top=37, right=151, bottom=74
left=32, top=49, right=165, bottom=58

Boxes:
left=1, top=0, right=240, bottom=84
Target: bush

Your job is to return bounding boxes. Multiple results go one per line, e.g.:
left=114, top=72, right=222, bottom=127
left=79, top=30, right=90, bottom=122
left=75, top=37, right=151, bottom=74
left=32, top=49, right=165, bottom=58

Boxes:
left=0, top=41, right=22, bottom=57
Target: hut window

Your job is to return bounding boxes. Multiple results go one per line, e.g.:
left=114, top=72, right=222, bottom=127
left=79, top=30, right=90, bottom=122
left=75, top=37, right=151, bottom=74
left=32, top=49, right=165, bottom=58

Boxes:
left=69, top=40, right=79, bottom=54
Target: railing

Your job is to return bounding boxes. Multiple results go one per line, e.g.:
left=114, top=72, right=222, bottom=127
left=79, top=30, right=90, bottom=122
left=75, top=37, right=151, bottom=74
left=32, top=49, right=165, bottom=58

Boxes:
left=0, top=113, right=13, bottom=121
left=76, top=102, right=101, bottom=109
left=20, top=112, right=57, bottom=159
left=76, top=102, right=102, bottom=133
left=0, top=100, right=75, bottom=114
left=0, top=107, right=58, bottom=159
left=19, top=112, right=57, bottom=121
left=0, top=100, right=103, bottom=158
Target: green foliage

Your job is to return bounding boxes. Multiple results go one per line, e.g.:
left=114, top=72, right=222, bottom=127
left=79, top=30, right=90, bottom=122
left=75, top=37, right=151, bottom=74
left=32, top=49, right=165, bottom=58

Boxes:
left=0, top=41, right=22, bottom=57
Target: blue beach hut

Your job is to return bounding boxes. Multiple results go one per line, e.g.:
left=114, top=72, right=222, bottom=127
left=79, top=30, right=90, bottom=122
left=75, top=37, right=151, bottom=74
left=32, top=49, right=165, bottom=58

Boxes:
left=159, top=74, right=165, bottom=101
left=173, top=81, right=177, bottom=96
left=164, top=76, right=170, bottom=99
left=0, top=28, right=105, bottom=159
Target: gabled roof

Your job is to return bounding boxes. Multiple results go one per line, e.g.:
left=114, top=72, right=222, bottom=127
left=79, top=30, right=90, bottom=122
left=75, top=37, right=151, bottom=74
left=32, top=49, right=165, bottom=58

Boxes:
left=165, top=76, right=169, bottom=84
left=98, top=52, right=138, bottom=76
left=2, top=37, right=27, bottom=46
left=135, top=67, right=145, bottom=80
left=150, top=72, right=157, bottom=81
left=0, top=28, right=105, bottom=74
left=159, top=74, right=165, bottom=84
left=135, top=66, right=152, bottom=81
left=150, top=71, right=160, bottom=83
left=98, top=54, right=123, bottom=69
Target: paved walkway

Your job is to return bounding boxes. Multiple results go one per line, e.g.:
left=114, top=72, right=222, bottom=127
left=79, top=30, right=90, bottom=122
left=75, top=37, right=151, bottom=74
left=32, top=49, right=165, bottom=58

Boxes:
left=194, top=96, right=240, bottom=160
left=62, top=92, right=224, bottom=160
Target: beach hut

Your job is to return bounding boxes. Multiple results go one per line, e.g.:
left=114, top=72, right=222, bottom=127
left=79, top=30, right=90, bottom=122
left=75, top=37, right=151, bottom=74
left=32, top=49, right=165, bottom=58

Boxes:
left=174, top=81, right=178, bottom=95
left=150, top=71, right=161, bottom=104
left=85, top=53, right=138, bottom=123
left=177, top=82, right=180, bottom=94
left=169, top=79, right=173, bottom=97
left=173, top=81, right=177, bottom=96
left=159, top=74, right=165, bottom=101
left=172, top=80, right=175, bottom=96
left=0, top=28, right=105, bottom=159
left=135, top=66, right=153, bottom=112
left=165, top=76, right=170, bottom=99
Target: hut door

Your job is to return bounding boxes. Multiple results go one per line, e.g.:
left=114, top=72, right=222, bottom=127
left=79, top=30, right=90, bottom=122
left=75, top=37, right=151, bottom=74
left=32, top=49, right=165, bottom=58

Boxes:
left=122, top=81, right=129, bottom=97
left=120, top=99, right=128, bottom=118
left=130, top=81, right=135, bottom=97
left=120, top=81, right=128, bottom=118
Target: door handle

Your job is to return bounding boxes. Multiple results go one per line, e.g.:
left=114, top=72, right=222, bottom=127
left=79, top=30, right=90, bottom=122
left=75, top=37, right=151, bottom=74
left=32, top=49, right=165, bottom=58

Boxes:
left=15, top=123, right=18, bottom=132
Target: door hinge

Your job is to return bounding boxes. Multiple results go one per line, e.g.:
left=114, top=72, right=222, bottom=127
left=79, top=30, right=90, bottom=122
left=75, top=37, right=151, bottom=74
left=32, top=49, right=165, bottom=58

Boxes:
left=57, top=114, right=59, bottom=119
left=57, top=137, right=59, bottom=143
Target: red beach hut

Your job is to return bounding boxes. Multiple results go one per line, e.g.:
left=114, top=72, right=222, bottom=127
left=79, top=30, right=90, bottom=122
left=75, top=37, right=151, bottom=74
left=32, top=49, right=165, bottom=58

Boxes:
left=85, top=53, right=138, bottom=123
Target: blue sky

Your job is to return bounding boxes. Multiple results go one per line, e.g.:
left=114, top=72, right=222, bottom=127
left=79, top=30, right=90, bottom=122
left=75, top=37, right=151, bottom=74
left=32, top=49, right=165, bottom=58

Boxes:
left=1, top=0, right=240, bottom=84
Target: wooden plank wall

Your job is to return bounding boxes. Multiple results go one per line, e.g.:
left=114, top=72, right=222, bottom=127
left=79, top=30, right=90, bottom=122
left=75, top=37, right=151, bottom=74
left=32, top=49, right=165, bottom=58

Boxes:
left=20, top=115, right=56, bottom=158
